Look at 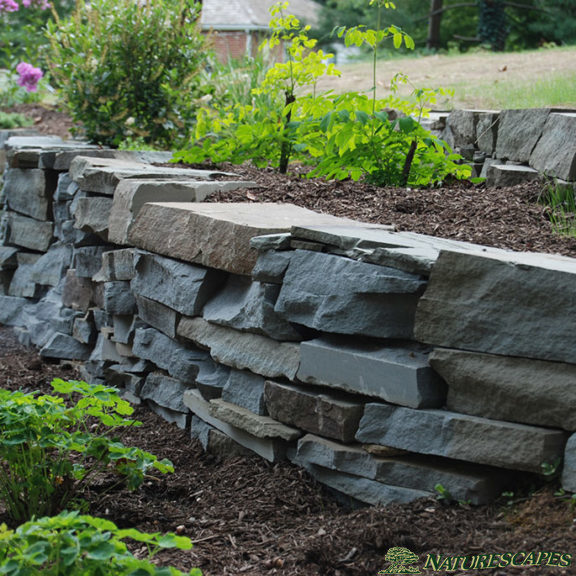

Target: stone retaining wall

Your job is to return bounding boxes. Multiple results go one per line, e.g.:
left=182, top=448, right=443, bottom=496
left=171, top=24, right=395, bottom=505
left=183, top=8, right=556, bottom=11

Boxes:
left=2, top=121, right=576, bottom=507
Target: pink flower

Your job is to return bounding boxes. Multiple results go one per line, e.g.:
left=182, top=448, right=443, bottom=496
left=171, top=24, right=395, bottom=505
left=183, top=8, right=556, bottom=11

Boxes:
left=0, top=0, right=19, bottom=12
left=16, top=62, right=43, bottom=92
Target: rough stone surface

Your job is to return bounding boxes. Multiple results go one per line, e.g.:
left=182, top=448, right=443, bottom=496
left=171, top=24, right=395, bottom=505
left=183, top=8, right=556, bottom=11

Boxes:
left=530, top=112, right=576, bottom=180
left=196, top=364, right=231, bottom=400
left=475, top=111, right=499, bottom=156
left=444, top=109, right=476, bottom=150
left=0, top=294, right=28, bottom=325
left=251, top=251, right=293, bottom=284
left=0, top=246, right=19, bottom=269
left=485, top=164, right=540, bottom=187
left=131, top=251, right=225, bottom=316
left=129, top=202, right=356, bottom=276
left=264, top=381, right=364, bottom=442
left=301, top=464, right=431, bottom=506
left=210, top=398, right=301, bottom=441
left=73, top=196, right=113, bottom=239
left=415, top=249, right=576, bottom=364
left=183, top=389, right=286, bottom=462
left=222, top=369, right=267, bottom=415
left=6, top=213, right=53, bottom=252
left=73, top=314, right=96, bottom=345
left=112, top=315, right=137, bottom=344
left=356, top=403, right=567, bottom=473
left=146, top=401, right=188, bottom=430
left=134, top=294, right=178, bottom=338
left=298, top=337, right=445, bottom=409
left=249, top=233, right=291, bottom=252
left=73, top=247, right=107, bottom=279
left=29, top=244, right=73, bottom=287
left=93, top=249, right=135, bottom=282
left=275, top=250, right=426, bottom=339
left=561, top=434, right=576, bottom=492
left=140, top=371, right=190, bottom=413
left=108, top=179, right=257, bottom=245
left=132, top=326, right=211, bottom=382
left=3, top=168, right=48, bottom=220
left=97, top=281, right=136, bottom=315
left=40, top=332, right=91, bottom=360
left=178, top=316, right=300, bottom=380
left=203, top=275, right=301, bottom=341
left=62, top=270, right=93, bottom=311
left=297, top=434, right=507, bottom=505
left=430, top=348, right=576, bottom=431
left=495, top=108, right=550, bottom=162
left=9, top=253, right=42, bottom=298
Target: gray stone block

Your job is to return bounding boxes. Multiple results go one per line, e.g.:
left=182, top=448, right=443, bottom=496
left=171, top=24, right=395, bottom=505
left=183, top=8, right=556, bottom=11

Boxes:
left=274, top=250, right=426, bottom=338
left=298, top=337, right=445, bottom=409
left=73, top=314, right=97, bottom=345
left=264, top=380, right=364, bottom=442
left=475, top=111, right=499, bottom=156
left=73, top=247, right=107, bottom=279
left=146, top=401, right=188, bottom=430
left=0, top=294, right=28, bottom=325
left=356, top=403, right=567, bottom=473
left=97, top=281, right=136, bottom=315
left=0, top=246, right=19, bottom=269
left=297, top=435, right=507, bottom=505
left=132, top=326, right=211, bottom=382
left=183, top=389, right=287, bottom=461
left=302, top=464, right=431, bottom=506
left=54, top=173, right=79, bottom=202
left=203, top=275, right=301, bottom=341
left=40, top=332, right=91, bottom=360
left=431, top=348, right=576, bottom=431
left=196, top=363, right=231, bottom=400
left=3, top=168, right=48, bottom=220
left=530, top=112, right=576, bottom=181
left=178, top=316, right=300, bottom=380
left=222, top=369, right=267, bottom=415
left=131, top=251, right=225, bottom=316
left=30, top=244, right=73, bottom=287
left=6, top=213, right=53, bottom=252
left=209, top=398, right=301, bottom=441
left=190, top=415, right=213, bottom=449
left=251, top=250, right=293, bottom=284
left=92, top=249, right=135, bottom=282
left=73, top=196, right=113, bottom=239
left=495, top=108, right=550, bottom=162
left=135, top=294, right=178, bottom=338
left=444, top=109, right=476, bottom=150
left=9, top=253, right=42, bottom=298
left=561, top=434, right=576, bottom=492
left=249, top=233, right=291, bottom=252
left=140, top=371, right=190, bottom=413
left=90, top=333, right=125, bottom=363
left=415, top=249, right=576, bottom=364
left=485, top=164, right=540, bottom=187
left=112, top=314, right=137, bottom=344
left=62, top=270, right=93, bottom=311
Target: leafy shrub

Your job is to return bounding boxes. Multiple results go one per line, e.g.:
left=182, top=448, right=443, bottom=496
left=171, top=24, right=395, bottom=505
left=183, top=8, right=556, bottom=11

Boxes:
left=46, top=0, right=209, bottom=148
left=0, top=111, right=33, bottom=129
left=0, top=511, right=202, bottom=575
left=174, top=1, right=471, bottom=187
left=0, top=379, right=173, bottom=524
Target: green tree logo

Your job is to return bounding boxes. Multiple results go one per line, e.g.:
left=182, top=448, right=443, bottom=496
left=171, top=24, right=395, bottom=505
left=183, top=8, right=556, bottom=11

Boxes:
left=379, top=547, right=421, bottom=574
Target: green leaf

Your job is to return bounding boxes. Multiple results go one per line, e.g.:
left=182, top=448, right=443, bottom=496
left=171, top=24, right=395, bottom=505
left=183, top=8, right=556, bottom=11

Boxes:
left=398, top=117, right=417, bottom=134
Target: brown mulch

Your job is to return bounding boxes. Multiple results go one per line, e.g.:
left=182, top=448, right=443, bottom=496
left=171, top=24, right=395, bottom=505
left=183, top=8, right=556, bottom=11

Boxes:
left=1, top=327, right=576, bottom=576
left=2, top=104, right=576, bottom=575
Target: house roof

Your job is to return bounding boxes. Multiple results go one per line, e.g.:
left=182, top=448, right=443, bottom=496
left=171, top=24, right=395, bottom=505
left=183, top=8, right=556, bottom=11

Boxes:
left=200, top=0, right=320, bottom=31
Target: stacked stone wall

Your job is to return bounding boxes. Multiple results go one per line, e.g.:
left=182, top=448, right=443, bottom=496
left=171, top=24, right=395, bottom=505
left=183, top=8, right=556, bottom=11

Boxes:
left=1, top=117, right=576, bottom=507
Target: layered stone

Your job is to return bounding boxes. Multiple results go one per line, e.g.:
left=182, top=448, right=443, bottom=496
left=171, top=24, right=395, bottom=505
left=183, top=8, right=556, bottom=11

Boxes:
left=73, top=196, right=113, bottom=239
left=140, top=371, right=190, bottom=413
left=128, top=202, right=355, bottom=275
left=222, top=369, right=267, bottom=415
left=356, top=403, right=567, bottom=473
left=6, top=213, right=53, bottom=252
left=485, top=164, right=540, bottom=187
left=134, top=295, right=178, bottom=338
left=178, top=316, right=300, bottom=380
left=495, top=108, right=551, bottom=162
left=3, top=168, right=48, bottom=220
left=298, top=337, right=445, bottom=409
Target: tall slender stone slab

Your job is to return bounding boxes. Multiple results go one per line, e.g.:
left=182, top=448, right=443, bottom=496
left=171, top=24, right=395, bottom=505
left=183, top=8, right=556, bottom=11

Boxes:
left=183, top=389, right=287, bottom=462
left=356, top=403, right=567, bottom=473
left=275, top=251, right=426, bottom=339
left=6, top=213, right=53, bottom=252
left=561, top=434, right=576, bottom=492
left=129, top=202, right=356, bottom=276
left=530, top=112, right=576, bottom=181
left=415, top=249, right=576, bottom=364
left=62, top=270, right=93, bottom=311
left=93, top=249, right=135, bottom=282
left=3, top=168, right=48, bottom=220
left=264, top=380, right=364, bottom=442
left=495, top=108, right=551, bottom=162
left=133, top=326, right=210, bottom=382
left=297, top=435, right=507, bottom=505
left=430, top=348, right=576, bottom=431
left=203, top=275, right=301, bottom=341
left=131, top=251, right=225, bottom=316
left=108, top=179, right=257, bottom=245
left=298, top=337, right=445, bottom=409
left=178, top=316, right=300, bottom=380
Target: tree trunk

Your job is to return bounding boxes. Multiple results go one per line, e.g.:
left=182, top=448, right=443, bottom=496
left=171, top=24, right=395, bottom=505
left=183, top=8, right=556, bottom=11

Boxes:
left=427, top=0, right=444, bottom=50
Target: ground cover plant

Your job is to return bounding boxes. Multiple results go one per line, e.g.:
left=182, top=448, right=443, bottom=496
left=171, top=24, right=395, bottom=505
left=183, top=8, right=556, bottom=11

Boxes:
left=0, top=379, right=173, bottom=525
left=174, top=1, right=471, bottom=187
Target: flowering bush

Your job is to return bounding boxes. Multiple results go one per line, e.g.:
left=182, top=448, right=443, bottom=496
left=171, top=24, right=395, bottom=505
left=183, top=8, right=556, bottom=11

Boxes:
left=16, top=61, right=43, bottom=91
